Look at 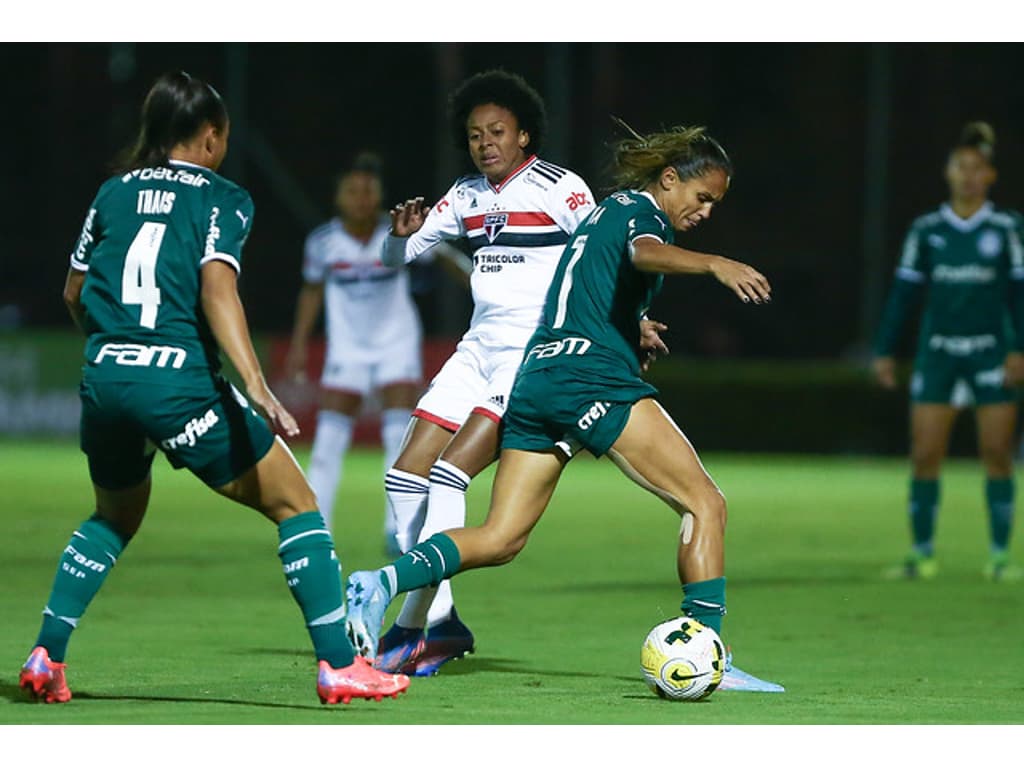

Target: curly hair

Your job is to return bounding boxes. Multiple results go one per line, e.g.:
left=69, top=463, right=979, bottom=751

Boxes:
left=448, top=69, right=547, bottom=153
left=610, top=120, right=732, bottom=191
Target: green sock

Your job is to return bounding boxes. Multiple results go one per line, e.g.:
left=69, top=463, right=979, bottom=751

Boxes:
left=679, top=577, right=726, bottom=635
left=985, top=476, right=1014, bottom=554
left=909, top=478, right=940, bottom=557
left=381, top=533, right=462, bottom=596
left=35, top=514, right=127, bottom=662
left=278, top=512, right=354, bottom=669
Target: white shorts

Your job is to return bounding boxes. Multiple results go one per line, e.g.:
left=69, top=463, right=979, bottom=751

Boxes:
left=320, top=337, right=422, bottom=396
left=413, top=338, right=524, bottom=431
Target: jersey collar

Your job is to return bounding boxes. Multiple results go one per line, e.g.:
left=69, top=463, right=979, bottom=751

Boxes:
left=489, top=155, right=537, bottom=192
left=940, top=201, right=993, bottom=232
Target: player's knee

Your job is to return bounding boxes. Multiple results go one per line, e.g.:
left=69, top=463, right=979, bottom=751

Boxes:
left=478, top=527, right=528, bottom=566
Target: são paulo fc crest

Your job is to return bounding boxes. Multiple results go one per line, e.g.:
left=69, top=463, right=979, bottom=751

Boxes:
left=483, top=213, right=509, bottom=242
left=977, top=229, right=1002, bottom=259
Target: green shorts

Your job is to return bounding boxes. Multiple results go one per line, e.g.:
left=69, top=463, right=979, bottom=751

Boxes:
left=501, top=364, right=658, bottom=457
left=79, top=375, right=275, bottom=490
left=911, top=348, right=1018, bottom=406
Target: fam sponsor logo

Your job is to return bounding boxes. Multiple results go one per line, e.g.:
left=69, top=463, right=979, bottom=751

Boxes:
left=525, top=336, right=592, bottom=361
left=62, top=544, right=107, bottom=579
left=94, top=343, right=187, bottom=369
left=577, top=400, right=611, bottom=431
left=161, top=408, right=219, bottom=450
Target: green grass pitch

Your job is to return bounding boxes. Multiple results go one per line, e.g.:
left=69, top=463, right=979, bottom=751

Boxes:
left=2, top=438, right=1023, bottom=726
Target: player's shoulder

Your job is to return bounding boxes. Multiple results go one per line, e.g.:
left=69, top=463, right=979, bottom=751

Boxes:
left=307, top=218, right=341, bottom=241
left=988, top=205, right=1023, bottom=230
left=908, top=207, right=944, bottom=232
left=452, top=172, right=486, bottom=192
left=528, top=156, right=589, bottom=190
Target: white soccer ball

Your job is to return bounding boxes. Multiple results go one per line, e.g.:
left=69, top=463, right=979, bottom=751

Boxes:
left=640, top=616, right=725, bottom=701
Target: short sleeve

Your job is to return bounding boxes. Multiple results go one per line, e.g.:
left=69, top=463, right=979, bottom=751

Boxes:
left=894, top=225, right=927, bottom=283
left=548, top=170, right=596, bottom=234
left=627, top=208, right=670, bottom=245
left=302, top=230, right=328, bottom=283
left=69, top=194, right=102, bottom=272
left=199, top=186, right=254, bottom=274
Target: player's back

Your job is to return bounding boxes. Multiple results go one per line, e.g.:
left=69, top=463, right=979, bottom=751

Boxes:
left=72, top=160, right=253, bottom=388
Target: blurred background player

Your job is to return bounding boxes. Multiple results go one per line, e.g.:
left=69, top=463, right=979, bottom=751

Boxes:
left=345, top=122, right=782, bottom=692
left=370, top=69, right=597, bottom=676
left=285, top=152, right=424, bottom=554
left=873, top=121, right=1024, bottom=582
left=18, top=71, right=409, bottom=705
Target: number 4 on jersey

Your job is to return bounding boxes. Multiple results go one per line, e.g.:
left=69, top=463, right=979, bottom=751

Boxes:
left=122, top=221, right=166, bottom=328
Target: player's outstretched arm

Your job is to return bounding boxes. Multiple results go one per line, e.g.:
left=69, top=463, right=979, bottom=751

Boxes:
left=201, top=260, right=299, bottom=438
left=631, top=237, right=771, bottom=304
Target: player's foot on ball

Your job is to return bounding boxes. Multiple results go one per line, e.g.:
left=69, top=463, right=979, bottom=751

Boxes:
left=345, top=570, right=391, bottom=660
left=718, top=648, right=784, bottom=693
left=882, top=552, right=938, bottom=581
left=984, top=553, right=1024, bottom=583
left=316, top=656, right=410, bottom=704
left=375, top=623, right=427, bottom=674
left=410, top=609, right=475, bottom=677
left=19, top=646, right=71, bottom=704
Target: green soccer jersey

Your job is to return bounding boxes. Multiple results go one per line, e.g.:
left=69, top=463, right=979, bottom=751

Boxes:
left=874, top=202, right=1024, bottom=357
left=70, top=160, right=254, bottom=389
left=522, top=190, right=668, bottom=377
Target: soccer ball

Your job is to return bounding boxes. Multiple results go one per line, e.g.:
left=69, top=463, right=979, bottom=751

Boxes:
left=640, top=617, right=725, bottom=701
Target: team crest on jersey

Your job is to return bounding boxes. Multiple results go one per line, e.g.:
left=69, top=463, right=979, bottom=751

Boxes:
left=977, top=229, right=1002, bottom=259
left=483, top=213, right=509, bottom=242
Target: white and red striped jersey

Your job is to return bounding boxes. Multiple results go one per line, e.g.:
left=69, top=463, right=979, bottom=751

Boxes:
left=304, top=215, right=422, bottom=362
left=395, top=155, right=595, bottom=349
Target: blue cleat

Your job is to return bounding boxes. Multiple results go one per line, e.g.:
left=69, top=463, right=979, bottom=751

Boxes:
left=345, top=570, right=392, bottom=660
left=375, top=623, right=427, bottom=674
left=718, top=648, right=785, bottom=692
left=409, top=609, right=475, bottom=677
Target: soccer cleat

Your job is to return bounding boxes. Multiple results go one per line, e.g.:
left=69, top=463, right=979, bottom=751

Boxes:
left=316, top=655, right=410, bottom=704
left=345, top=570, right=391, bottom=660
left=375, top=623, right=427, bottom=674
left=19, top=646, right=71, bottom=704
left=408, top=609, right=475, bottom=677
left=718, top=648, right=785, bottom=693
left=984, top=553, right=1024, bottom=583
left=882, top=552, right=938, bottom=581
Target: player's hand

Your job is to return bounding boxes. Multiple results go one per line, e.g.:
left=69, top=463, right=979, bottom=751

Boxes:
left=1004, top=352, right=1024, bottom=387
left=389, top=197, right=429, bottom=237
left=639, top=318, right=670, bottom=373
left=709, top=256, right=772, bottom=304
left=247, top=382, right=300, bottom=438
left=872, top=356, right=898, bottom=390
left=283, top=343, right=308, bottom=383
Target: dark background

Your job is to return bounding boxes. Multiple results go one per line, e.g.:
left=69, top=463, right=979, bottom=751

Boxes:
left=3, top=42, right=1023, bottom=363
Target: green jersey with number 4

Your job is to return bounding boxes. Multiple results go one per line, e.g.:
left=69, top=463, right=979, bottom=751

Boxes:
left=70, top=159, right=253, bottom=390
left=523, top=189, right=667, bottom=378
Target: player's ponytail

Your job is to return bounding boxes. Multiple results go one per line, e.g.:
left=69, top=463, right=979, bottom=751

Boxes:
left=610, top=120, right=733, bottom=191
left=954, top=120, right=996, bottom=164
left=116, top=71, right=228, bottom=172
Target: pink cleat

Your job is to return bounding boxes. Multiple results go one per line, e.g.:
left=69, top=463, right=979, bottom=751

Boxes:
left=316, top=655, right=410, bottom=705
left=19, top=646, right=72, bottom=704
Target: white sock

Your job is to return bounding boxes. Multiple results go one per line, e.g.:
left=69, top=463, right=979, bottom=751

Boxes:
left=381, top=409, right=413, bottom=539
left=397, top=459, right=471, bottom=629
left=385, top=468, right=429, bottom=554
left=306, top=410, right=354, bottom=530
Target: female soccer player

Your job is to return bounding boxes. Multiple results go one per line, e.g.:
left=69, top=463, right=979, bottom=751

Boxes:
left=347, top=123, right=784, bottom=692
left=873, top=121, right=1024, bottom=582
left=18, top=71, right=409, bottom=705
left=285, top=152, right=424, bottom=551
left=369, top=69, right=599, bottom=676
